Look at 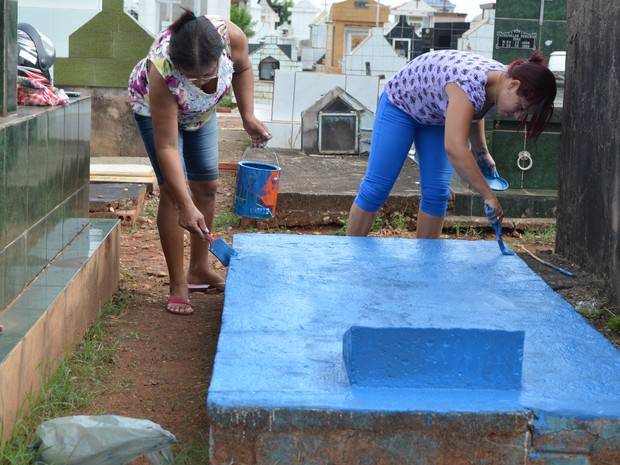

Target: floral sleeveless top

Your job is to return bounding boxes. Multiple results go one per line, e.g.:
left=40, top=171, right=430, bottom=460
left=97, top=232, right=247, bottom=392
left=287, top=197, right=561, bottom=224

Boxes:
left=128, top=16, right=234, bottom=131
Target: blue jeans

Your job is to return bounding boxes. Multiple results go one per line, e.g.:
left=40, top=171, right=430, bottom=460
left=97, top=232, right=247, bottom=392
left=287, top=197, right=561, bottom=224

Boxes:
left=133, top=112, right=219, bottom=185
left=354, top=93, right=453, bottom=216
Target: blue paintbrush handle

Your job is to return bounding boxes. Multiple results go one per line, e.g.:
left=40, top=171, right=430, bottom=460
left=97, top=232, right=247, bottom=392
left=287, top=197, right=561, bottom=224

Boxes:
left=540, top=260, right=576, bottom=277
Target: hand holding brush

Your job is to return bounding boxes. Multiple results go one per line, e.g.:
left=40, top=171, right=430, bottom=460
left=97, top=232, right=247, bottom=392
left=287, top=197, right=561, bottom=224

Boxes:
left=203, top=230, right=238, bottom=267
left=484, top=203, right=515, bottom=256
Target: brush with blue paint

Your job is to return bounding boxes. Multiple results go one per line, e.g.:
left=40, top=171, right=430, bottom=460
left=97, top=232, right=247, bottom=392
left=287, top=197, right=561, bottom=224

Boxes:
left=203, top=230, right=238, bottom=266
left=484, top=204, right=515, bottom=256
left=520, top=246, right=576, bottom=277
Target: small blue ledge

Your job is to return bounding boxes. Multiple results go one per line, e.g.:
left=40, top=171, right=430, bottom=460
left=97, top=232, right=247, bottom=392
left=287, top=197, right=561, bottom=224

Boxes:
left=343, top=326, right=524, bottom=390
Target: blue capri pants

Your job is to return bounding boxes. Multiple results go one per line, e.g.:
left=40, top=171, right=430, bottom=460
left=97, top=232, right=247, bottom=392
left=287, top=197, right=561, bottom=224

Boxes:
left=354, top=93, right=453, bottom=217
left=133, top=112, right=219, bottom=185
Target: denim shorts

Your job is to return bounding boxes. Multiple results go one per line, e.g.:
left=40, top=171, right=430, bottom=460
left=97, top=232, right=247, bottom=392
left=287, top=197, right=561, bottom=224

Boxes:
left=133, top=112, right=219, bottom=185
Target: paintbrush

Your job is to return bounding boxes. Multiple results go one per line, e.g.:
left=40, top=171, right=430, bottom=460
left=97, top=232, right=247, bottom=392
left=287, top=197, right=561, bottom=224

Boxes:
left=203, top=230, right=237, bottom=267
left=484, top=204, right=515, bottom=256
left=519, top=246, right=576, bottom=277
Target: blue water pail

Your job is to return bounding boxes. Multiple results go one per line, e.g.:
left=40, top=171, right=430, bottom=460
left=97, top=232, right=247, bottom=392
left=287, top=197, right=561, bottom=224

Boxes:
left=233, top=148, right=281, bottom=219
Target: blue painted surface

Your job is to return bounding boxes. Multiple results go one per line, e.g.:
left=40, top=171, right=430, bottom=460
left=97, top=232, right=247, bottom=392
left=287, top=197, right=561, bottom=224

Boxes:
left=209, top=234, right=620, bottom=418
left=343, top=327, right=524, bottom=390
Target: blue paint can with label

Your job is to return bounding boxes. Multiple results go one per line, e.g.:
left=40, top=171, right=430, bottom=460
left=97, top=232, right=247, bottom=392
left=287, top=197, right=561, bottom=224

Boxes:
left=233, top=148, right=281, bottom=219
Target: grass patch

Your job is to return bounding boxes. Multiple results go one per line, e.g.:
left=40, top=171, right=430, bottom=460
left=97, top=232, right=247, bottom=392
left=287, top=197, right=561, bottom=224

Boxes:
left=608, top=316, right=620, bottom=333
left=577, top=307, right=606, bottom=318
left=335, top=218, right=348, bottom=236
left=142, top=195, right=159, bottom=219
left=522, top=224, right=556, bottom=245
left=0, top=290, right=131, bottom=464
left=213, top=210, right=241, bottom=229
left=175, top=437, right=210, bottom=465
left=451, top=221, right=483, bottom=238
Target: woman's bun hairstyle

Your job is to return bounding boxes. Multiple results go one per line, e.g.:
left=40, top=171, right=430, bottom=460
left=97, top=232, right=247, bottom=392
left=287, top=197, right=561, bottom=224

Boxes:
left=168, top=7, right=223, bottom=71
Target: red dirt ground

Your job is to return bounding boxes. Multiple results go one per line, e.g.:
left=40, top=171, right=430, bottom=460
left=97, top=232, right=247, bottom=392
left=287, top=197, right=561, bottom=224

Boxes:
left=76, top=116, right=617, bottom=464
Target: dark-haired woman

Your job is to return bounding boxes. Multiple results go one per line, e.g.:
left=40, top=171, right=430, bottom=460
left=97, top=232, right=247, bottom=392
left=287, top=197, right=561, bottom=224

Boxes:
left=347, top=49, right=556, bottom=238
left=128, top=10, right=271, bottom=315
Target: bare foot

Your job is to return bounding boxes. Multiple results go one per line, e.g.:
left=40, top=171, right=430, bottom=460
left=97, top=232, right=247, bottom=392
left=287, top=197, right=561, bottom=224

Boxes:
left=187, top=269, right=226, bottom=292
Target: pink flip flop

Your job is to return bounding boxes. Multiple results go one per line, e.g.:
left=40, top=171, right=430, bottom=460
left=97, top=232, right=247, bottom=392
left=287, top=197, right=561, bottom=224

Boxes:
left=166, top=297, right=193, bottom=316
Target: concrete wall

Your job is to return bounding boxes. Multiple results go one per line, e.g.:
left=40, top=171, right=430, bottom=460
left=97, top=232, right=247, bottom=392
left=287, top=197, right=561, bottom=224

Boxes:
left=556, top=0, right=620, bottom=305
left=73, top=87, right=148, bottom=158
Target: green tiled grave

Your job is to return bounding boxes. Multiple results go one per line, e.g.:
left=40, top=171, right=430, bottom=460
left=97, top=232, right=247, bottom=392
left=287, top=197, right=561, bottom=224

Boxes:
left=0, top=3, right=121, bottom=440
left=4, top=121, right=29, bottom=243
left=482, top=0, right=567, bottom=218
left=496, top=0, right=566, bottom=20
left=0, top=99, right=92, bottom=312
left=53, top=0, right=153, bottom=88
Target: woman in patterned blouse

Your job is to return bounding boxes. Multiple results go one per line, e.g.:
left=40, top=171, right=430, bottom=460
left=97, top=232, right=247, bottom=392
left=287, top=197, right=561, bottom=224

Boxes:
left=128, top=9, right=271, bottom=315
left=346, top=49, right=556, bottom=239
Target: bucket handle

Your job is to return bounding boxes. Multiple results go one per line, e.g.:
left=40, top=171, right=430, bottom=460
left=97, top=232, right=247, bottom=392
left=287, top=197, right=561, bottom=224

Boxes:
left=241, top=147, right=279, bottom=167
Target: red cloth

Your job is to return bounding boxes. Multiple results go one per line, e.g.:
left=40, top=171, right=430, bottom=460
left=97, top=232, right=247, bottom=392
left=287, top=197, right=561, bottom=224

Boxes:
left=17, top=72, right=69, bottom=106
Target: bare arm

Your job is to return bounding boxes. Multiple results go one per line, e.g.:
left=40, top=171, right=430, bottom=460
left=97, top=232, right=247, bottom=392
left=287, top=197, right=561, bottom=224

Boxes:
left=468, top=118, right=487, bottom=153
left=469, top=118, right=498, bottom=178
left=444, top=83, right=503, bottom=218
left=148, top=65, right=207, bottom=235
left=225, top=19, right=271, bottom=147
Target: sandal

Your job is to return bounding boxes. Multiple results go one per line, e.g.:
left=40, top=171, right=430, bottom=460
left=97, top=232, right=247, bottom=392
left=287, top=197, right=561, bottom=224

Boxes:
left=166, top=297, right=193, bottom=315
left=188, top=282, right=225, bottom=293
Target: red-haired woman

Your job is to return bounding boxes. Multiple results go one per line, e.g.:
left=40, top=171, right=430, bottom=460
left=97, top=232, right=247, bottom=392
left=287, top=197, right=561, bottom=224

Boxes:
left=129, top=9, right=271, bottom=315
left=347, top=49, right=556, bottom=238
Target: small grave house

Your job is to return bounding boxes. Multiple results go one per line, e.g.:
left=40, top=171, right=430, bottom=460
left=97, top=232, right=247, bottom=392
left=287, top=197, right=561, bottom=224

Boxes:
left=301, top=86, right=374, bottom=155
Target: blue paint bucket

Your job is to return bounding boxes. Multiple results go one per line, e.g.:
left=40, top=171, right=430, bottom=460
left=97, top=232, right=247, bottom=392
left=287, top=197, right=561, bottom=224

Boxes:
left=233, top=148, right=281, bottom=219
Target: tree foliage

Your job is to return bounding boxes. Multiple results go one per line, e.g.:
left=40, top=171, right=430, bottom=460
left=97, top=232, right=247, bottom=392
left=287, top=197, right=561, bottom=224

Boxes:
left=230, top=4, right=256, bottom=38
left=272, top=0, right=294, bottom=24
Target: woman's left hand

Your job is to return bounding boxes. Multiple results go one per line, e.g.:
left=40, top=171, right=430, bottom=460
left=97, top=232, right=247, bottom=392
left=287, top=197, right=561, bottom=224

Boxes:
left=243, top=116, right=272, bottom=148
left=475, top=148, right=498, bottom=178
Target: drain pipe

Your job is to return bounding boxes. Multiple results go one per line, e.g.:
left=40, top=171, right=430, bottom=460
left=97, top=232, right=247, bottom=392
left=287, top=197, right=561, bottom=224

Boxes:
left=538, top=0, right=545, bottom=48
left=376, top=0, right=381, bottom=27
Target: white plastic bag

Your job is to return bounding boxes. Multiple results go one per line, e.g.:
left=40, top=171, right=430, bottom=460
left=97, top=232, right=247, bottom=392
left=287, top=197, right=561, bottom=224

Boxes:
left=30, top=415, right=177, bottom=465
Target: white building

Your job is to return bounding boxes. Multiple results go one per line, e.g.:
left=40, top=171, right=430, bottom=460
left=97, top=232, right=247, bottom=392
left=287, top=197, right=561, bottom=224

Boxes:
left=342, top=27, right=407, bottom=80
left=457, top=2, right=496, bottom=58
left=300, top=9, right=328, bottom=70
left=288, top=0, right=321, bottom=43
left=390, top=0, right=437, bottom=32
left=244, top=0, right=279, bottom=42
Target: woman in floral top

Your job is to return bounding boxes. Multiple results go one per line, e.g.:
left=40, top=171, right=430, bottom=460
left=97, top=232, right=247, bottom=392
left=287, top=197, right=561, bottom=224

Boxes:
left=128, top=8, right=271, bottom=315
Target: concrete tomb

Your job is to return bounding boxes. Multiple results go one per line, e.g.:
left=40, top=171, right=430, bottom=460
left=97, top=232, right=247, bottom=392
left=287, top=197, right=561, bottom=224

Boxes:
left=208, top=234, right=620, bottom=465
